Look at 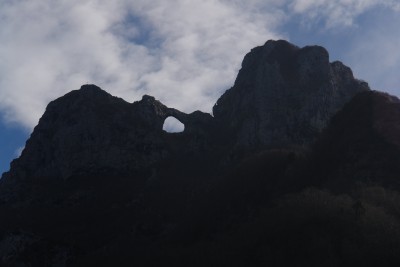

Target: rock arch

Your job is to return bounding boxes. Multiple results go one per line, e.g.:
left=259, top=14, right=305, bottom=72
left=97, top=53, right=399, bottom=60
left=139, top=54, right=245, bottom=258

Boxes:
left=163, top=116, right=185, bottom=133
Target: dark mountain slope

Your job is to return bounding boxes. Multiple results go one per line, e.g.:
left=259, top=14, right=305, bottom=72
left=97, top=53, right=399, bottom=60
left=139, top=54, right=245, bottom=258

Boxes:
left=1, top=40, right=400, bottom=266
left=310, top=91, right=400, bottom=191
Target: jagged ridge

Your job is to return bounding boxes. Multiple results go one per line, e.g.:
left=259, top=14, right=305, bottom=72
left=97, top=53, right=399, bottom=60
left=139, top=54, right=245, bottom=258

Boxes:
left=2, top=40, right=368, bottom=181
left=3, top=40, right=400, bottom=267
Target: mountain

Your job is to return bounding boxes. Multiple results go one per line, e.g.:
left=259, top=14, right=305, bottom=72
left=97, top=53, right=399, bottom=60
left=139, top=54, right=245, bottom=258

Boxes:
left=213, top=40, right=368, bottom=151
left=1, top=40, right=367, bottom=183
left=1, top=40, right=400, bottom=267
left=311, top=90, right=400, bottom=190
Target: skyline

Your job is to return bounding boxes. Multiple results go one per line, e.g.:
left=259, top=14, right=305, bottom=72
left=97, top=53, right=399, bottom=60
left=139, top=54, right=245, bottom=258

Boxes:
left=1, top=1, right=400, bottom=175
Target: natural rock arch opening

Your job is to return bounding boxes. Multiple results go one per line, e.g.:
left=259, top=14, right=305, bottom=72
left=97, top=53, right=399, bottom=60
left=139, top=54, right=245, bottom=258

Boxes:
left=163, top=116, right=185, bottom=133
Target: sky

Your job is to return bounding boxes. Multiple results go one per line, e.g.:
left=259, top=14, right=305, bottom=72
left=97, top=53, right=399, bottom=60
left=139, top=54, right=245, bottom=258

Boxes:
left=1, top=0, right=400, bottom=176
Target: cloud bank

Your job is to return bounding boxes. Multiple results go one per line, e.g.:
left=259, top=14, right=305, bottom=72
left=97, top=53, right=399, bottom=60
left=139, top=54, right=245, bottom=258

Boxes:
left=289, top=0, right=400, bottom=28
left=0, top=0, right=399, bottom=129
left=0, top=0, right=283, bottom=129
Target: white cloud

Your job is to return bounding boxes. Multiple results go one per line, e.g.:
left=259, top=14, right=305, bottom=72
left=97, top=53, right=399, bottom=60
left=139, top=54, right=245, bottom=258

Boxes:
left=14, top=146, right=24, bottom=158
left=1, top=0, right=400, bottom=132
left=163, top=116, right=184, bottom=133
left=289, top=0, right=400, bottom=28
left=0, top=0, right=283, bottom=129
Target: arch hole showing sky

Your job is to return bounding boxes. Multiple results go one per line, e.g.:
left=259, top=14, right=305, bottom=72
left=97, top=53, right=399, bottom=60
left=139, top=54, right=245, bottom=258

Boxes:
left=163, top=116, right=185, bottom=133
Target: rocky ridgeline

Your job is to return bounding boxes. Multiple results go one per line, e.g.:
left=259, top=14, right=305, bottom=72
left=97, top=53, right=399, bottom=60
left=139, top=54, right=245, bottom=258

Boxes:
left=213, top=40, right=369, bottom=151
left=2, top=86, right=213, bottom=181
left=5, top=40, right=400, bottom=267
left=1, top=40, right=369, bottom=181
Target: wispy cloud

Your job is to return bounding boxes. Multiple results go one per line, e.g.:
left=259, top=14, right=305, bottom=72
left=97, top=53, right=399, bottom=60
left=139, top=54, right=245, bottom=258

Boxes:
left=0, top=0, right=399, bottom=131
left=0, top=0, right=283, bottom=129
left=289, top=0, right=400, bottom=28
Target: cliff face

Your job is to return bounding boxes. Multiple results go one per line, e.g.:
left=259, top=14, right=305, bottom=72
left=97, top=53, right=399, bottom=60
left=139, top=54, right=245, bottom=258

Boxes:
left=213, top=40, right=369, bottom=151
left=1, top=85, right=214, bottom=182
left=1, top=40, right=369, bottom=182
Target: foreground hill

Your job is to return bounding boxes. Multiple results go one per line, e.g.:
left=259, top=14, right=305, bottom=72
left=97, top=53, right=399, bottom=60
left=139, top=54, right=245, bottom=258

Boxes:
left=1, top=40, right=400, bottom=266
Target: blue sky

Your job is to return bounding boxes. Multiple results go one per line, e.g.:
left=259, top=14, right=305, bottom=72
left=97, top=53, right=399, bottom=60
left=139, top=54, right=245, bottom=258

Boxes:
left=1, top=1, right=400, bottom=176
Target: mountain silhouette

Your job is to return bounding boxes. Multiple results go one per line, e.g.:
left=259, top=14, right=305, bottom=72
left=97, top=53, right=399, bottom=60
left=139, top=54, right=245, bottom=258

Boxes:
left=1, top=40, right=400, bottom=267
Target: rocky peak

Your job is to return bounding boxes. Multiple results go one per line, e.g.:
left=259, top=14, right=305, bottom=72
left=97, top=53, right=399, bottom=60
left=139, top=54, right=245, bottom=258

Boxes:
left=1, top=85, right=214, bottom=182
left=2, top=40, right=400, bottom=267
left=213, top=39, right=369, bottom=152
left=2, top=40, right=369, bottom=182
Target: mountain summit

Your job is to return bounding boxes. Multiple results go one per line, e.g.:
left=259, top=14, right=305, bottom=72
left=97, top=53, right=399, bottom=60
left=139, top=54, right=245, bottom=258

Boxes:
left=1, top=40, right=400, bottom=267
left=2, top=40, right=368, bottom=182
left=214, top=40, right=369, bottom=150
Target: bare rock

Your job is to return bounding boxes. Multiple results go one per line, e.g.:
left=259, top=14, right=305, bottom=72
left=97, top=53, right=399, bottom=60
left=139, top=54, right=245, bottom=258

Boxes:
left=1, top=40, right=369, bottom=188
left=213, top=40, right=369, bottom=152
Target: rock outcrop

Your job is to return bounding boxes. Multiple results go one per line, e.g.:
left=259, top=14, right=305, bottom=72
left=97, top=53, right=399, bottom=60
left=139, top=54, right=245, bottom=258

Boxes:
left=1, top=40, right=369, bottom=182
left=1, top=85, right=213, bottom=181
left=2, top=40, right=400, bottom=267
left=213, top=40, right=369, bottom=152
